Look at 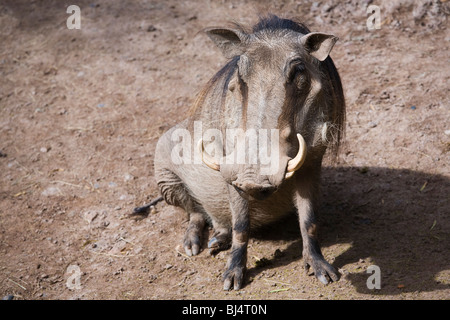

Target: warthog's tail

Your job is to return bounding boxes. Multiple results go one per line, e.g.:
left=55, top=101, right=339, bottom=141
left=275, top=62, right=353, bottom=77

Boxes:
left=132, top=196, right=164, bottom=215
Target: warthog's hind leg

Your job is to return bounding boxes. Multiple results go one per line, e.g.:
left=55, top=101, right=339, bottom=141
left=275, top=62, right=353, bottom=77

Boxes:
left=157, top=168, right=207, bottom=256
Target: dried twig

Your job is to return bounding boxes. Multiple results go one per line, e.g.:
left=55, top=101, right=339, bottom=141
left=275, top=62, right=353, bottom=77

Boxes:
left=268, top=288, right=290, bottom=293
left=51, top=180, right=83, bottom=188
left=7, top=278, right=27, bottom=291
left=263, top=279, right=292, bottom=287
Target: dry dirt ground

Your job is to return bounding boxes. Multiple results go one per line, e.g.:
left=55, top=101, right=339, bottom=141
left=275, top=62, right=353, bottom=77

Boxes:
left=0, top=0, right=449, bottom=300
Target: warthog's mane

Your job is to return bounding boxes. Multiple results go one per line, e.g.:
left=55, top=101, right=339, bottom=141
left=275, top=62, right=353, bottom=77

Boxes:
left=189, top=14, right=345, bottom=156
left=252, top=14, right=311, bottom=35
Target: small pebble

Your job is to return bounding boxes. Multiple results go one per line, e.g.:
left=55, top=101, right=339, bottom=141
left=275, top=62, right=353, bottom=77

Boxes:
left=2, top=295, right=14, bottom=300
left=380, top=91, right=390, bottom=100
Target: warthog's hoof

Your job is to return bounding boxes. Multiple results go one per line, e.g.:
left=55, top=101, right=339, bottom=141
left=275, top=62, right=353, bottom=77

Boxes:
left=183, top=228, right=202, bottom=256
left=223, top=265, right=246, bottom=291
left=304, top=254, right=340, bottom=285
left=208, top=229, right=231, bottom=256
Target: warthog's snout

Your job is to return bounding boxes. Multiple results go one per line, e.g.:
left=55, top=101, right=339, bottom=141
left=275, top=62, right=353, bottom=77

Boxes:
left=232, top=180, right=277, bottom=200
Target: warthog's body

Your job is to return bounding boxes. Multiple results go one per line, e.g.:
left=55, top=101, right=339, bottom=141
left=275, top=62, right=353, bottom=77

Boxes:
left=154, top=15, right=345, bottom=290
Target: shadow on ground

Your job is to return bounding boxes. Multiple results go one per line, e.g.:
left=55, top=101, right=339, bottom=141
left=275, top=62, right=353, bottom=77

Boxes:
left=248, top=166, right=449, bottom=295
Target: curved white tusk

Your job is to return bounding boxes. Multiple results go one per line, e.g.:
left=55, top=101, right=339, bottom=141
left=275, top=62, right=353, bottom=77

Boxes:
left=197, top=139, right=220, bottom=171
left=285, top=171, right=295, bottom=179
left=321, top=122, right=328, bottom=145
left=285, top=133, right=307, bottom=178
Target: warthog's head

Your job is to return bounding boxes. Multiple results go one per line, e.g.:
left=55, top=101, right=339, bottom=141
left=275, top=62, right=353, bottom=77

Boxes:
left=196, top=15, right=345, bottom=200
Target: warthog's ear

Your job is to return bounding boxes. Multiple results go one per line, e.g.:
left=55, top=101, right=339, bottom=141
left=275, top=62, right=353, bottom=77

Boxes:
left=204, top=28, right=247, bottom=59
left=300, top=32, right=338, bottom=61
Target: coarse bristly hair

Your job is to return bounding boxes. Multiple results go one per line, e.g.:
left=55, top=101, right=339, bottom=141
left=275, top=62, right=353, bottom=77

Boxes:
left=190, top=14, right=345, bottom=157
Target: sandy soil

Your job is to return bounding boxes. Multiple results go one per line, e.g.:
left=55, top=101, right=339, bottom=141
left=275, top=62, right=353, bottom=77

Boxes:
left=0, top=0, right=449, bottom=300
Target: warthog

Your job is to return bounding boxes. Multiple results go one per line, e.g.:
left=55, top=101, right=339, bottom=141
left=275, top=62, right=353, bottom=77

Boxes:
left=153, top=15, right=345, bottom=290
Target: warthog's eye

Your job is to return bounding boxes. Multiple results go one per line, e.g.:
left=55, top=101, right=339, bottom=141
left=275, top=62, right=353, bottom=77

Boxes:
left=286, top=59, right=306, bottom=84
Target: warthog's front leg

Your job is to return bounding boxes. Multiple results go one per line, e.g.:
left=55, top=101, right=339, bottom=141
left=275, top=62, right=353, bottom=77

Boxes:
left=294, top=169, right=340, bottom=285
left=184, top=211, right=206, bottom=256
left=222, top=184, right=249, bottom=291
